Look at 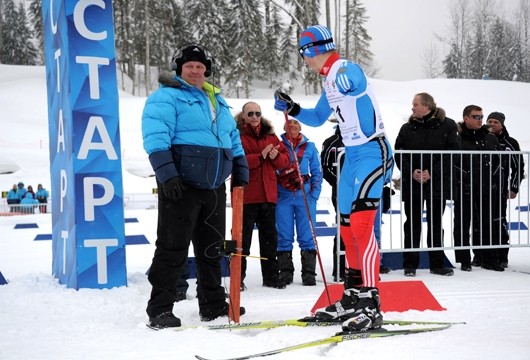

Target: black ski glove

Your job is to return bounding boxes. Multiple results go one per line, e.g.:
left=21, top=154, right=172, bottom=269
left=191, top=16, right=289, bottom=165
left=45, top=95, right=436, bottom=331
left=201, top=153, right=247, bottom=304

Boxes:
left=162, top=177, right=185, bottom=201
left=274, top=90, right=300, bottom=116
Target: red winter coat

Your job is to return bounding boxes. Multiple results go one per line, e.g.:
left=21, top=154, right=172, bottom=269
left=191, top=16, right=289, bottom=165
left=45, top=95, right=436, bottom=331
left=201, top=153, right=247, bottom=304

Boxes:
left=238, top=119, right=290, bottom=204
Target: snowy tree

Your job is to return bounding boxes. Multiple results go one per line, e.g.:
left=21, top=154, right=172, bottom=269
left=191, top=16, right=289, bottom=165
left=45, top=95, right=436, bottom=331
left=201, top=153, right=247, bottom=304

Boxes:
left=16, top=2, right=38, bottom=65
left=1, top=0, right=37, bottom=65
left=420, top=42, right=443, bottom=79
left=486, top=17, right=516, bottom=80
left=513, top=0, right=530, bottom=82
left=442, top=0, right=473, bottom=78
left=223, top=0, right=265, bottom=98
left=0, top=0, right=4, bottom=56
left=28, top=0, right=43, bottom=64
left=464, top=0, right=495, bottom=79
left=342, top=0, right=375, bottom=74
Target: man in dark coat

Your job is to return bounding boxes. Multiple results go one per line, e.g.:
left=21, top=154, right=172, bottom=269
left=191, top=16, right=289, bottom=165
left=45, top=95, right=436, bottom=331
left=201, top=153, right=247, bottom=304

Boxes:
left=486, top=111, right=524, bottom=268
left=454, top=105, right=504, bottom=272
left=235, top=102, right=290, bottom=290
left=395, top=93, right=460, bottom=277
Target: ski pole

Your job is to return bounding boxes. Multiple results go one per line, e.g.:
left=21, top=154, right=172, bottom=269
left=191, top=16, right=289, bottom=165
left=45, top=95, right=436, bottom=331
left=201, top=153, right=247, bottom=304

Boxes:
left=282, top=111, right=332, bottom=305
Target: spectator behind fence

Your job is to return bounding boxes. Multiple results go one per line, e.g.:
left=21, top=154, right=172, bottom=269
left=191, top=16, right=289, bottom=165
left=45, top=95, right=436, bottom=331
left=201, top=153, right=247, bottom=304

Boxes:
left=486, top=112, right=525, bottom=268
left=454, top=105, right=504, bottom=272
left=26, top=185, right=35, bottom=199
left=6, top=184, right=19, bottom=213
left=16, top=182, right=27, bottom=202
left=276, top=119, right=322, bottom=286
left=35, top=184, right=49, bottom=214
left=20, top=192, right=39, bottom=214
left=234, top=101, right=290, bottom=291
left=394, top=93, right=460, bottom=277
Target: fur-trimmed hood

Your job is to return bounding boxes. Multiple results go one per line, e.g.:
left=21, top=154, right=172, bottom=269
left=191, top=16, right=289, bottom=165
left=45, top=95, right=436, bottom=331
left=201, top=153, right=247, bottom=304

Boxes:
left=408, top=107, right=448, bottom=124
left=236, top=115, right=276, bottom=138
left=157, top=71, right=183, bottom=88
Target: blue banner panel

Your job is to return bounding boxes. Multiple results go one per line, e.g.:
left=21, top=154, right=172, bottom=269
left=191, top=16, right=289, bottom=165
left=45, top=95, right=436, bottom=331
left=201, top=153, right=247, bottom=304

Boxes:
left=42, top=0, right=126, bottom=289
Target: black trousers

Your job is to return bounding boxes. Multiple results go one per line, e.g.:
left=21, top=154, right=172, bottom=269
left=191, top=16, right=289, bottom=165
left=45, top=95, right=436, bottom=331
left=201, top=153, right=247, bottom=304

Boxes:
left=403, top=196, right=447, bottom=270
left=241, top=203, right=280, bottom=283
left=146, top=184, right=227, bottom=318
left=454, top=185, right=501, bottom=266
left=499, top=194, right=510, bottom=263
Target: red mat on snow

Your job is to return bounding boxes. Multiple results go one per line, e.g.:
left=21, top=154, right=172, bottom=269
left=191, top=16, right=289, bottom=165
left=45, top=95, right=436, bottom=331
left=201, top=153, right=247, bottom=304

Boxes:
left=311, top=281, right=446, bottom=314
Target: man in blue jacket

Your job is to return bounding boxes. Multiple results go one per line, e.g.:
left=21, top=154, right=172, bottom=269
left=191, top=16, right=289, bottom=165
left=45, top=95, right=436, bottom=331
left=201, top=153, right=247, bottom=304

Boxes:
left=142, top=44, right=248, bottom=329
left=274, top=25, right=393, bottom=332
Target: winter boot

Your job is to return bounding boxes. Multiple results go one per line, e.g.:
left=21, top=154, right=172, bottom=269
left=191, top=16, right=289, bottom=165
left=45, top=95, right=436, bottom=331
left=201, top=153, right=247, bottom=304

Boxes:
left=277, top=251, right=294, bottom=285
left=314, top=268, right=363, bottom=321
left=148, top=311, right=182, bottom=329
left=341, top=287, right=383, bottom=332
left=301, top=250, right=317, bottom=286
left=200, top=302, right=246, bottom=322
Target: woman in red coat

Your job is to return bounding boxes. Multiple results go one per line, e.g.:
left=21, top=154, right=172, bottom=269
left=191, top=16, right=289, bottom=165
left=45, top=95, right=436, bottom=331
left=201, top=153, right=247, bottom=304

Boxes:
left=235, top=102, right=290, bottom=290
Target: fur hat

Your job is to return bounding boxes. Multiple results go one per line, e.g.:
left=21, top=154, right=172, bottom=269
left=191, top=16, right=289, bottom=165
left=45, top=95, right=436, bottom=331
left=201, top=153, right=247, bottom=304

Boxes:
left=299, top=25, right=336, bottom=58
left=487, top=111, right=505, bottom=125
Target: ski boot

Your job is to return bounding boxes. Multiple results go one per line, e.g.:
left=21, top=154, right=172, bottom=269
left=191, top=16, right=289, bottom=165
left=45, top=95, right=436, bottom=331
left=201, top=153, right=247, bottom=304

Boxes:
left=341, top=287, right=383, bottom=332
left=314, top=268, right=363, bottom=321
left=314, top=287, right=360, bottom=321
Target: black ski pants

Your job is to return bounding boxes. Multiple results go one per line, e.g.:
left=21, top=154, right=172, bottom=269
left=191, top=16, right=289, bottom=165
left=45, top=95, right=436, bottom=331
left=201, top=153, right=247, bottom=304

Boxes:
left=241, top=202, right=280, bottom=283
left=403, top=195, right=447, bottom=270
left=454, top=183, right=501, bottom=267
left=146, top=184, right=227, bottom=318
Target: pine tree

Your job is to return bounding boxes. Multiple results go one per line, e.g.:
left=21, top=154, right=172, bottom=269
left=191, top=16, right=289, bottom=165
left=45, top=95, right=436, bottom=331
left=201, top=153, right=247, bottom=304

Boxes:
left=223, top=0, right=265, bottom=98
left=1, top=0, right=37, bottom=65
left=0, top=0, right=4, bottom=57
left=16, top=2, right=38, bottom=65
left=28, top=0, right=43, bottom=64
left=343, top=0, right=375, bottom=74
left=487, top=17, right=516, bottom=80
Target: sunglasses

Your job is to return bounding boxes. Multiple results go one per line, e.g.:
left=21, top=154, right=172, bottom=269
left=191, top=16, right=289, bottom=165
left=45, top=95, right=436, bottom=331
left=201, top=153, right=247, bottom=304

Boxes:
left=468, top=114, right=484, bottom=120
left=246, top=111, right=261, bottom=117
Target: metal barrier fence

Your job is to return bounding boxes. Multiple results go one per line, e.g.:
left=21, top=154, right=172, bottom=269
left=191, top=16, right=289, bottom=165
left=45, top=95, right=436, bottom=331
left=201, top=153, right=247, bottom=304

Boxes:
left=4, top=150, right=529, bottom=256
left=372, top=149, right=530, bottom=252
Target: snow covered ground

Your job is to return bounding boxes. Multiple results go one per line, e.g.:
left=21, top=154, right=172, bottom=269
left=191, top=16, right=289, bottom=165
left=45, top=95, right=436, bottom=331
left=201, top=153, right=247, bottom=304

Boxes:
left=1, top=65, right=530, bottom=359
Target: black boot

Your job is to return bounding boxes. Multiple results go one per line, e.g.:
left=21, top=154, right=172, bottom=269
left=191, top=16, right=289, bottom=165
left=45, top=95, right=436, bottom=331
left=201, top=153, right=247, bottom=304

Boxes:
left=277, top=251, right=294, bottom=285
left=315, top=268, right=362, bottom=321
left=341, top=287, right=383, bottom=331
left=301, top=250, right=317, bottom=286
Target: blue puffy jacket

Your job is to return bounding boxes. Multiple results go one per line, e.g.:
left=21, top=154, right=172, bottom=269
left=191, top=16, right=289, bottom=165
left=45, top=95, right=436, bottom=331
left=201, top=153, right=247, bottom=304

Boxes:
left=20, top=193, right=38, bottom=205
left=142, top=73, right=248, bottom=189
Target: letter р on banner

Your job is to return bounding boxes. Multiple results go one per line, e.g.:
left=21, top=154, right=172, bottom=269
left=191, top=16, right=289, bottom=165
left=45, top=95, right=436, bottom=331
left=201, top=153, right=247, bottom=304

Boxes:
left=41, top=0, right=127, bottom=289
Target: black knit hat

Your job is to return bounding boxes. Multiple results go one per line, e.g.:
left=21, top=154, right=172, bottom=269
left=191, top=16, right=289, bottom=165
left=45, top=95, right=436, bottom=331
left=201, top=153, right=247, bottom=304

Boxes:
left=487, top=111, right=505, bottom=125
left=180, top=45, right=208, bottom=67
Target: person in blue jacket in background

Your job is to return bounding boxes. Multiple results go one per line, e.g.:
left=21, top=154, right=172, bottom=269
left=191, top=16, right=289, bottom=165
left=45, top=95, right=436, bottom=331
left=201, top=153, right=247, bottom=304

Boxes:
left=15, top=182, right=27, bottom=202
left=142, top=44, right=249, bottom=329
left=274, top=25, right=394, bottom=332
left=6, top=184, right=19, bottom=212
left=35, top=184, right=49, bottom=213
left=276, top=119, right=322, bottom=287
left=20, top=192, right=39, bottom=214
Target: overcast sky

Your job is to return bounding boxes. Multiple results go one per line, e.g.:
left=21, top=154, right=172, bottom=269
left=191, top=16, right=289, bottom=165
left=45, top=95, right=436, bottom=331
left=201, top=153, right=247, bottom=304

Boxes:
left=359, top=0, right=518, bottom=81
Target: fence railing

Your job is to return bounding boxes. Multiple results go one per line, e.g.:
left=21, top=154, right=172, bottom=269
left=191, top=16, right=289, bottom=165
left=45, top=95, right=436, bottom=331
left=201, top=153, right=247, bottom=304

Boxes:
left=358, top=149, right=530, bottom=252
left=4, top=149, right=529, bottom=255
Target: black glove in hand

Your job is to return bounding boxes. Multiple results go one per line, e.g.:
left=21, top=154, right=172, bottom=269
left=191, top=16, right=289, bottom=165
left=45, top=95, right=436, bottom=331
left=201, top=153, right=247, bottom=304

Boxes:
left=162, top=177, right=185, bottom=201
left=274, top=90, right=294, bottom=112
left=231, top=179, right=247, bottom=191
left=274, top=90, right=301, bottom=115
